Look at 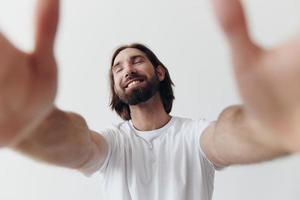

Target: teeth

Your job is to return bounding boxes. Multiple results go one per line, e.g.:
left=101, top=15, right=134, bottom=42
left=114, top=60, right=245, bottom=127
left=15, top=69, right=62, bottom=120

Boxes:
left=128, top=80, right=141, bottom=88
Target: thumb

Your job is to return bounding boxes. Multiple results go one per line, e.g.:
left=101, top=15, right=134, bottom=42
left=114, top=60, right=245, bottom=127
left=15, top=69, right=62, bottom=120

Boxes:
left=34, top=0, right=59, bottom=56
left=211, top=0, right=261, bottom=64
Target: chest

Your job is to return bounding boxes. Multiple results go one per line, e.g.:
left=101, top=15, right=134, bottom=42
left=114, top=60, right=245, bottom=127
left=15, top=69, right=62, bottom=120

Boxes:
left=119, top=132, right=199, bottom=184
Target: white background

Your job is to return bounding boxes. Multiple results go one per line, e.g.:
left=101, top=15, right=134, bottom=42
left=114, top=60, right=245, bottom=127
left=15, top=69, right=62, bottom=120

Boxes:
left=0, top=0, right=300, bottom=199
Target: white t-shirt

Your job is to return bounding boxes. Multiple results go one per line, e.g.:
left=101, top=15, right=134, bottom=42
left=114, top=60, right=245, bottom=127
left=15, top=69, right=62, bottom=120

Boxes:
left=98, top=116, right=215, bottom=200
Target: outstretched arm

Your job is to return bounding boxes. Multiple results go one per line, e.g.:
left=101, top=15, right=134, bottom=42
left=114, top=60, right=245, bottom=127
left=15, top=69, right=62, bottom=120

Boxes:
left=0, top=0, right=59, bottom=146
left=201, top=106, right=289, bottom=167
left=201, top=0, right=300, bottom=167
left=0, top=0, right=108, bottom=175
left=13, top=108, right=108, bottom=175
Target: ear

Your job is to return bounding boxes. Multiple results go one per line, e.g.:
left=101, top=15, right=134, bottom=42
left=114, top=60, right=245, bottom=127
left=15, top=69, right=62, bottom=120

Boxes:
left=155, top=65, right=166, bottom=81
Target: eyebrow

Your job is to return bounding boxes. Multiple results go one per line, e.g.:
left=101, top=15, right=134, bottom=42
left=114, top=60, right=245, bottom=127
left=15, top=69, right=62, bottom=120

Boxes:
left=112, top=55, right=145, bottom=69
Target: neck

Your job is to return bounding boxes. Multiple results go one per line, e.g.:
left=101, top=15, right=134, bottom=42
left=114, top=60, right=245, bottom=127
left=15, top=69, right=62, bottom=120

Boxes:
left=129, top=93, right=171, bottom=131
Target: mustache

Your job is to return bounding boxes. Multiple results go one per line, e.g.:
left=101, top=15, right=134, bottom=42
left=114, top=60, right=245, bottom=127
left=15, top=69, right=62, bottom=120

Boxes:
left=122, top=73, right=146, bottom=88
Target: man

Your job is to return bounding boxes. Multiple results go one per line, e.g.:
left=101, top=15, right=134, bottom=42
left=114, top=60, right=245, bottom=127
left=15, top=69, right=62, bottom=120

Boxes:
left=0, top=0, right=300, bottom=199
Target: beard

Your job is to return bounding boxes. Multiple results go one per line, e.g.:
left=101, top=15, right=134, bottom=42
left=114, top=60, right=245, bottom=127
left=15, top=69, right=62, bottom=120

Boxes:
left=116, top=74, right=160, bottom=105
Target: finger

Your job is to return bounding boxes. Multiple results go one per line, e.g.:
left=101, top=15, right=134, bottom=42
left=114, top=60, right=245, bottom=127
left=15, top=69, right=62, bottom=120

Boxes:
left=34, top=0, right=60, bottom=56
left=210, top=0, right=260, bottom=64
left=274, top=32, right=300, bottom=67
left=0, top=32, right=18, bottom=54
left=0, top=32, right=26, bottom=70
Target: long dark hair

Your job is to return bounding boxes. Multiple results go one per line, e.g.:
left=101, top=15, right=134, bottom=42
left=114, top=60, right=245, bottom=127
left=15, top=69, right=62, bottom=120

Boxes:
left=109, top=43, right=175, bottom=120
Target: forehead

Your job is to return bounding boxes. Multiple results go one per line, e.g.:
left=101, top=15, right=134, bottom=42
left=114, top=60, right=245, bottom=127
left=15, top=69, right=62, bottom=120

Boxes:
left=113, top=48, right=147, bottom=65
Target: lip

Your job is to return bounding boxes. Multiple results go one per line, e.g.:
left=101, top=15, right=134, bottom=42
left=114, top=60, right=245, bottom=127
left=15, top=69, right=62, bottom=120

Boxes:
left=123, top=77, right=145, bottom=88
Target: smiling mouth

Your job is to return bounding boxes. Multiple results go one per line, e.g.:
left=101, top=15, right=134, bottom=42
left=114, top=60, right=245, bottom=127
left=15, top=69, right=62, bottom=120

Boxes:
left=126, top=79, right=144, bottom=89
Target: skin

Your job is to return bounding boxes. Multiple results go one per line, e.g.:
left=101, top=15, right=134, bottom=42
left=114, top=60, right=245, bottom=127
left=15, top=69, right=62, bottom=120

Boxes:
left=201, top=0, right=300, bottom=166
left=0, top=0, right=299, bottom=174
left=112, top=48, right=171, bottom=131
left=0, top=0, right=58, bottom=146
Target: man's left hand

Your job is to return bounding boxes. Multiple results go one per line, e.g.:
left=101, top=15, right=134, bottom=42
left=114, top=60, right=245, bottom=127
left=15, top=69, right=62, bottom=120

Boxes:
left=211, top=0, right=300, bottom=152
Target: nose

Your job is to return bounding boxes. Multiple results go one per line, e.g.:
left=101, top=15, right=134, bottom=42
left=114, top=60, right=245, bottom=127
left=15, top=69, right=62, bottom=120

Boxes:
left=124, top=64, right=137, bottom=78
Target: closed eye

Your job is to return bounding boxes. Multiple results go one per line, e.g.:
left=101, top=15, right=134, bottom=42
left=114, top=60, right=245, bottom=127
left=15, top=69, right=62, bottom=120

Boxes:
left=113, top=66, right=123, bottom=73
left=134, top=61, right=143, bottom=65
left=133, top=57, right=144, bottom=65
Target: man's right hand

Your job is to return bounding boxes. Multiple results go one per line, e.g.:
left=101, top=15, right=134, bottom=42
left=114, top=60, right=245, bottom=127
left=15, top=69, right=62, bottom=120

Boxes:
left=0, top=0, right=59, bottom=146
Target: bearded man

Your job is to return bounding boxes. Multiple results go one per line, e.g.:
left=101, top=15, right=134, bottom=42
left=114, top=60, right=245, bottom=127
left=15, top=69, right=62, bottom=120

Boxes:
left=1, top=0, right=300, bottom=200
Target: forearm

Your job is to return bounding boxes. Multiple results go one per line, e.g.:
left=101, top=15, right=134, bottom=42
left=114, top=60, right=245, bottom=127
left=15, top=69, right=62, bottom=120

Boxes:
left=202, top=105, right=290, bottom=167
left=12, top=108, right=99, bottom=169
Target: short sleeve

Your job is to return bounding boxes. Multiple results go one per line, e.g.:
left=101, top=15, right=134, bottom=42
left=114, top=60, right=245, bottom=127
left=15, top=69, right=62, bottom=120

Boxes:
left=197, top=119, right=224, bottom=171
left=97, top=128, right=116, bottom=173
left=78, top=128, right=116, bottom=177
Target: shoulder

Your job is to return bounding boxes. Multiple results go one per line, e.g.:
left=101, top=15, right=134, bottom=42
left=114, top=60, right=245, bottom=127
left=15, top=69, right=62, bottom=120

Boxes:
left=172, top=116, right=212, bottom=130
left=102, top=120, right=130, bottom=132
left=99, top=121, right=131, bottom=142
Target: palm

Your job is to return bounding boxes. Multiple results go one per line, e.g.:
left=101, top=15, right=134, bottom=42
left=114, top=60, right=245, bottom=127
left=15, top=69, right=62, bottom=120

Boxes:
left=0, top=0, right=59, bottom=145
left=239, top=38, right=300, bottom=123
left=211, top=0, right=300, bottom=147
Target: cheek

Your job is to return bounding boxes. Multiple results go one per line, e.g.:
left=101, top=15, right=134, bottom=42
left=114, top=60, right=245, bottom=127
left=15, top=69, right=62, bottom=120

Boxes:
left=139, top=66, right=154, bottom=78
left=148, top=69, right=158, bottom=80
left=113, top=76, right=122, bottom=91
left=113, top=83, right=121, bottom=96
